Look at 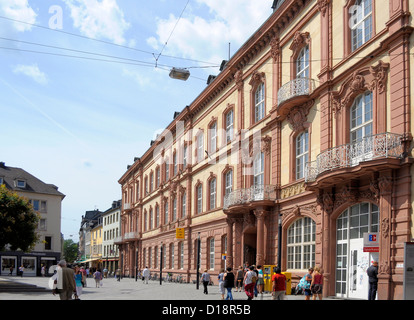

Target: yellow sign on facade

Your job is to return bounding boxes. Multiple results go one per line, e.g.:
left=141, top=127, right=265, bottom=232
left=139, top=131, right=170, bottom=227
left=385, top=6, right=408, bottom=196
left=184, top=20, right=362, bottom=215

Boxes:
left=176, top=228, right=185, bottom=239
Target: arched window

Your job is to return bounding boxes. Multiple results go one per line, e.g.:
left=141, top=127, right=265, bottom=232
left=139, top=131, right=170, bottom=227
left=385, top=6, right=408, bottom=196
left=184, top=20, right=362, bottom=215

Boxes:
left=287, top=217, right=316, bottom=270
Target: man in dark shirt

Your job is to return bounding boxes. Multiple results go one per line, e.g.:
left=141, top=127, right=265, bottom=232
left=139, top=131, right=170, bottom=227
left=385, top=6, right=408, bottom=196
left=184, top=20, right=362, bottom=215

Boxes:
left=367, top=260, right=378, bottom=300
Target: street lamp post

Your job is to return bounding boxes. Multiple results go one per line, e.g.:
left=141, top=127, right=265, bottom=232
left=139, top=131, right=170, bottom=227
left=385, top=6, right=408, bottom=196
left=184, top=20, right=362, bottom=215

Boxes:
left=160, top=243, right=163, bottom=285
left=196, top=232, right=201, bottom=290
left=277, top=215, right=282, bottom=268
left=135, top=247, right=138, bottom=282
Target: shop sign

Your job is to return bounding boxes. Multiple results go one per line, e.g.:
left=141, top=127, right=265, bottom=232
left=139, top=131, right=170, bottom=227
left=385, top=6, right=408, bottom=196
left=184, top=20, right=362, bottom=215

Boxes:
left=176, top=228, right=185, bottom=239
left=363, top=232, right=379, bottom=252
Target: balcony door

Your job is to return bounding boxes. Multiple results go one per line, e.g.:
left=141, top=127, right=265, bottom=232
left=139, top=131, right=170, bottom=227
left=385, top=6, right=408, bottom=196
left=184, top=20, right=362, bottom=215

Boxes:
left=350, top=91, right=373, bottom=166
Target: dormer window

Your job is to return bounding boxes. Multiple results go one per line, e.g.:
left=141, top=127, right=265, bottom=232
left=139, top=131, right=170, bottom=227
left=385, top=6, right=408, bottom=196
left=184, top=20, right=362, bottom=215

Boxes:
left=16, top=179, right=26, bottom=188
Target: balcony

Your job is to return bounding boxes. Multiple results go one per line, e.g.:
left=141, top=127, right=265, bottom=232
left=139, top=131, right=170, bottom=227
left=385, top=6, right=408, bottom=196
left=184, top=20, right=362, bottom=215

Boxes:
left=305, top=132, right=403, bottom=187
left=277, top=77, right=315, bottom=108
left=124, top=232, right=139, bottom=241
left=223, top=185, right=277, bottom=212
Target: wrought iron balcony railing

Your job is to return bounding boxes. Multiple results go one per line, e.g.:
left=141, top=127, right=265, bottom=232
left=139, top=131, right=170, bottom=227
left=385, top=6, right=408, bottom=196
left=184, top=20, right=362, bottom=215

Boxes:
left=223, top=185, right=277, bottom=210
left=305, top=132, right=403, bottom=183
left=277, top=77, right=316, bottom=105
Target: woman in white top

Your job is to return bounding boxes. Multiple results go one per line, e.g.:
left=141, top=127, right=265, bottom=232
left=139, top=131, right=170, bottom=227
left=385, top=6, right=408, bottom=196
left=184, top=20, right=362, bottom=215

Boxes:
left=243, top=266, right=256, bottom=300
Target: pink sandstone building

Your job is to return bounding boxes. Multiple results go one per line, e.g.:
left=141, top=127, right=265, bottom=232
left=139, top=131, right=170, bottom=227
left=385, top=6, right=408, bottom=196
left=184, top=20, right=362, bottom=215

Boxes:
left=117, top=0, right=414, bottom=299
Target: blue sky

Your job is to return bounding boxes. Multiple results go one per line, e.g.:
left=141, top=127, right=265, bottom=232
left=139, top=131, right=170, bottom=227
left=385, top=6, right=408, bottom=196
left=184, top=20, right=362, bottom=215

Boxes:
left=0, top=0, right=273, bottom=241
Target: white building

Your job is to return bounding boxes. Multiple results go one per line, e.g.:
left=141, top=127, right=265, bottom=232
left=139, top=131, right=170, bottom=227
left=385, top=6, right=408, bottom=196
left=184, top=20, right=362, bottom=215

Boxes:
left=102, top=200, right=121, bottom=274
left=0, top=162, right=65, bottom=276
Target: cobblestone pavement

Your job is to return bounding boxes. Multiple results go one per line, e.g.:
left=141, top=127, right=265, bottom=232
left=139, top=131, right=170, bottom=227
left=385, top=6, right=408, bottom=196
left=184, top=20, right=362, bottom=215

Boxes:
left=0, top=275, right=338, bottom=301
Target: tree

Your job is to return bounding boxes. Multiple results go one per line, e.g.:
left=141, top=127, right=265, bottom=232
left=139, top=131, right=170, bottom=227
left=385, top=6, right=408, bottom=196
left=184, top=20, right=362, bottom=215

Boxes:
left=0, top=184, right=39, bottom=251
left=63, top=239, right=79, bottom=263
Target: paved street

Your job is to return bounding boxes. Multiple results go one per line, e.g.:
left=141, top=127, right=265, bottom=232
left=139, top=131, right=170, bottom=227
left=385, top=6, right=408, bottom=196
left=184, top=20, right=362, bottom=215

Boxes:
left=0, top=275, right=327, bottom=301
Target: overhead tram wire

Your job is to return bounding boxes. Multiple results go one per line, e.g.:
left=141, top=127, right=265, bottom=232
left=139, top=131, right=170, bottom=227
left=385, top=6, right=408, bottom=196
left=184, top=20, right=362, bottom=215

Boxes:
left=0, top=14, right=216, bottom=68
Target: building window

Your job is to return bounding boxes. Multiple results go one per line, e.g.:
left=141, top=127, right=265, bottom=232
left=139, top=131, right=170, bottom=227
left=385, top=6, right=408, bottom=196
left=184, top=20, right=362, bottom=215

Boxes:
left=165, top=157, right=169, bottom=181
left=209, top=122, right=217, bottom=153
left=149, top=208, right=153, bottom=230
left=150, top=172, right=154, bottom=192
left=156, top=167, right=160, bottom=188
left=164, top=201, right=169, bottom=225
left=173, top=152, right=178, bottom=176
left=253, top=152, right=264, bottom=185
left=181, top=192, right=186, bottom=218
left=350, top=0, right=372, bottom=52
left=350, top=91, right=373, bottom=143
left=196, top=184, right=203, bottom=214
left=45, top=236, right=52, bottom=250
left=225, top=170, right=233, bottom=196
left=254, top=83, right=265, bottom=122
left=296, top=45, right=310, bottom=79
left=296, top=131, right=309, bottom=180
left=170, top=243, right=175, bottom=269
left=179, top=242, right=184, bottom=269
left=172, top=197, right=177, bottom=221
left=155, top=205, right=160, bottom=227
left=287, top=217, right=316, bottom=270
left=183, top=144, right=188, bottom=169
left=225, top=109, right=234, bottom=143
left=16, top=180, right=26, bottom=188
left=197, top=132, right=204, bottom=162
left=209, top=238, right=215, bottom=270
left=209, top=178, right=216, bottom=210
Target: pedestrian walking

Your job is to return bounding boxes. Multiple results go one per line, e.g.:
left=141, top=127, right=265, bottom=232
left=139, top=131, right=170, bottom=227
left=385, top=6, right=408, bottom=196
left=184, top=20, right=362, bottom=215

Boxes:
left=53, top=260, right=76, bottom=300
left=41, top=265, right=46, bottom=277
left=201, top=269, right=210, bottom=294
left=304, top=267, right=313, bottom=300
left=74, top=266, right=83, bottom=299
left=367, top=260, right=378, bottom=300
left=218, top=269, right=225, bottom=299
left=8, top=266, right=13, bottom=276
left=236, top=266, right=244, bottom=292
left=271, top=267, right=287, bottom=300
left=223, top=267, right=235, bottom=300
left=143, top=266, right=150, bottom=284
left=243, top=266, right=257, bottom=300
left=19, top=265, right=24, bottom=277
left=256, top=265, right=264, bottom=296
left=93, top=269, right=103, bottom=288
left=311, top=266, right=323, bottom=300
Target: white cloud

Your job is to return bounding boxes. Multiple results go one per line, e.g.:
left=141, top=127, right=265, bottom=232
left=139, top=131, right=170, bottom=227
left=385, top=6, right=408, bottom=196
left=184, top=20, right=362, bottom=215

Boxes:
left=0, top=0, right=37, bottom=32
left=121, top=67, right=151, bottom=87
left=13, top=64, right=48, bottom=85
left=147, top=0, right=271, bottom=67
left=63, top=0, right=130, bottom=45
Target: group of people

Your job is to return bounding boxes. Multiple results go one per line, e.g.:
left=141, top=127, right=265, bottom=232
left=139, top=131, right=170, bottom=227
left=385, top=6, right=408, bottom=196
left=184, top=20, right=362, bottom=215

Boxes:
left=50, top=260, right=104, bottom=300
left=201, top=263, right=287, bottom=300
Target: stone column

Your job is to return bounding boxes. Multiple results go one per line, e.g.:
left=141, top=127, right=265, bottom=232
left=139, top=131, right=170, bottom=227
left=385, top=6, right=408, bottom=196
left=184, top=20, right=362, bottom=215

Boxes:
left=254, top=210, right=267, bottom=266
left=226, top=218, right=234, bottom=269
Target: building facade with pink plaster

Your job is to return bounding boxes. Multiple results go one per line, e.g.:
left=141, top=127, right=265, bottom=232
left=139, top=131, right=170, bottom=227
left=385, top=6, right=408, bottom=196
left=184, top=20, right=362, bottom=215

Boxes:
left=117, top=0, right=414, bottom=300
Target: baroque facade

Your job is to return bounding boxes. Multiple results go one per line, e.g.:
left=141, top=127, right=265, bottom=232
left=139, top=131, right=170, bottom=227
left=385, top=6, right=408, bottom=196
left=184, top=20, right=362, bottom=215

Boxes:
left=118, top=0, right=414, bottom=299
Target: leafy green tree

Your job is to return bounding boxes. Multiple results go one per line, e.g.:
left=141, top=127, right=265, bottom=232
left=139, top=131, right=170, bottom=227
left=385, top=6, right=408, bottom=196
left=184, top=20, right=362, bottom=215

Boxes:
left=0, top=184, right=39, bottom=251
left=63, top=239, right=79, bottom=263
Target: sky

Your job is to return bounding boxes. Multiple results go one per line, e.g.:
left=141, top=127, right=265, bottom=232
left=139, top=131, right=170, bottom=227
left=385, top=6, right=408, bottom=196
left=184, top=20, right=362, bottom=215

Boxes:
left=0, top=0, right=274, bottom=242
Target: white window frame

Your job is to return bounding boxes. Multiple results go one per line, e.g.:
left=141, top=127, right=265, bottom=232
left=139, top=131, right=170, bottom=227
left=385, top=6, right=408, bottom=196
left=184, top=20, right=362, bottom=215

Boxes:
left=255, top=83, right=265, bottom=122
left=350, top=0, right=373, bottom=52
left=296, top=131, right=309, bottom=180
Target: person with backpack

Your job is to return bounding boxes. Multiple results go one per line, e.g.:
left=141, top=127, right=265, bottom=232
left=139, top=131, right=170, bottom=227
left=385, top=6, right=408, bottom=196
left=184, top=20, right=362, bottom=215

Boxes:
left=243, top=266, right=257, bottom=300
left=304, top=267, right=314, bottom=300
